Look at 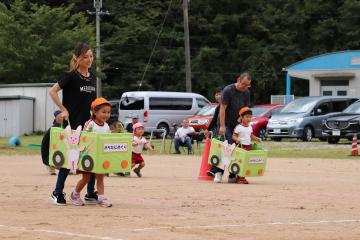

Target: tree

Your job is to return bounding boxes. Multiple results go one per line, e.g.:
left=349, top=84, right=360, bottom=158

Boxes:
left=0, top=0, right=94, bottom=83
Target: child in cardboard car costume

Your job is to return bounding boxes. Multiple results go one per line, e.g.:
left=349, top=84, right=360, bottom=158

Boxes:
left=208, top=107, right=267, bottom=183
left=49, top=98, right=132, bottom=206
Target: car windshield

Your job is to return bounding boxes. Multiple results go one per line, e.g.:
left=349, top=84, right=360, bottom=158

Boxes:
left=343, top=102, right=360, bottom=114
left=251, top=106, right=271, bottom=117
left=196, top=105, right=217, bottom=116
left=120, top=96, right=144, bottom=110
left=281, top=98, right=317, bottom=113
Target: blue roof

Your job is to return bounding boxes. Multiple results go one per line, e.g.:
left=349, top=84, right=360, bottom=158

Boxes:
left=285, top=50, right=360, bottom=71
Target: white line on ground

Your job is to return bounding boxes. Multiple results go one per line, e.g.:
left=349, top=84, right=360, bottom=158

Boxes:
left=133, top=219, right=360, bottom=232
left=0, top=224, right=124, bottom=240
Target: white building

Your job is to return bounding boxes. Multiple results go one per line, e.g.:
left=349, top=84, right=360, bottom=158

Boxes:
left=0, top=83, right=61, bottom=136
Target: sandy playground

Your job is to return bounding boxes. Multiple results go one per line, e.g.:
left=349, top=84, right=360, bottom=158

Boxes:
left=1, top=153, right=360, bottom=240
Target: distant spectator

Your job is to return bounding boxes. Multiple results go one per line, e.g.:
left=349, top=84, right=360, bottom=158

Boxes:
left=174, top=119, right=195, bottom=155
left=205, top=86, right=222, bottom=138
left=126, top=116, right=139, bottom=133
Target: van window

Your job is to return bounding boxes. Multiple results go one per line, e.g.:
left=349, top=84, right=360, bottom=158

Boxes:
left=196, top=98, right=208, bottom=108
left=282, top=98, right=317, bottom=113
left=315, top=102, right=331, bottom=115
left=120, top=97, right=144, bottom=110
left=332, top=100, right=348, bottom=112
left=149, top=97, right=193, bottom=110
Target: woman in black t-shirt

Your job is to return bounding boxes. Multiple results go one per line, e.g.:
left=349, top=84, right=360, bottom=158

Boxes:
left=48, top=43, right=97, bottom=206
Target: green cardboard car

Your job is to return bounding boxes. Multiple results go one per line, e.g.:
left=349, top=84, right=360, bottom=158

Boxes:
left=49, top=127, right=132, bottom=174
left=208, top=138, right=268, bottom=177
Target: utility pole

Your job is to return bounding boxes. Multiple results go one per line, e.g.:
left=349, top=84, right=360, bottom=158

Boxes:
left=87, top=0, right=109, bottom=97
left=183, top=0, right=192, bottom=92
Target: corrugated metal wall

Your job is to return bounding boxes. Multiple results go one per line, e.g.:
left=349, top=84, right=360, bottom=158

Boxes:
left=0, top=84, right=62, bottom=132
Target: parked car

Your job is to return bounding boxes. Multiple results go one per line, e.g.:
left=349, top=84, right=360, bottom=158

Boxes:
left=118, top=91, right=210, bottom=136
left=185, top=103, right=219, bottom=132
left=322, top=100, right=360, bottom=144
left=251, top=104, right=285, bottom=140
left=267, top=96, right=359, bottom=142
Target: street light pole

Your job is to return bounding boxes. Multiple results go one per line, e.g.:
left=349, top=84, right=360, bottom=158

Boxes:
left=183, top=0, right=192, bottom=92
left=87, top=0, right=109, bottom=97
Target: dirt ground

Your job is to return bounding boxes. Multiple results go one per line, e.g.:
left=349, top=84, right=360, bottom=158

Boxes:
left=1, top=153, right=360, bottom=240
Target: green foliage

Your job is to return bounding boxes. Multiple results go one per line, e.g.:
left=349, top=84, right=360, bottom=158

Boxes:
left=1, top=0, right=359, bottom=103
left=0, top=0, right=94, bottom=83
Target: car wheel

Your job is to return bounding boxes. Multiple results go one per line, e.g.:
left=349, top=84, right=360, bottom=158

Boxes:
left=328, top=137, right=340, bottom=144
left=52, top=151, right=65, bottom=168
left=302, top=126, right=313, bottom=142
left=210, top=155, right=220, bottom=166
left=229, top=163, right=240, bottom=175
left=156, top=123, right=169, bottom=138
left=258, top=127, right=266, bottom=140
left=347, top=136, right=354, bottom=141
left=81, top=155, right=94, bottom=171
left=271, top=137, right=282, bottom=142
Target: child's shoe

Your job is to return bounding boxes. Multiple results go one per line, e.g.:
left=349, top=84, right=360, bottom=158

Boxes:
left=214, top=172, right=222, bottom=183
left=84, top=192, right=98, bottom=205
left=51, top=191, right=66, bottom=206
left=97, top=195, right=112, bottom=208
left=70, top=192, right=85, bottom=206
left=133, top=168, right=142, bottom=177
left=206, top=170, right=215, bottom=177
left=236, top=176, right=249, bottom=184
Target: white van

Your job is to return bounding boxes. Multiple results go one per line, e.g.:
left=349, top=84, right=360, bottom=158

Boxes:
left=117, top=91, right=210, bottom=135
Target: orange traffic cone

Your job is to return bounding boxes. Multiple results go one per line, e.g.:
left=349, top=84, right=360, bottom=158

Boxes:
left=351, top=134, right=358, bottom=156
left=198, top=137, right=213, bottom=180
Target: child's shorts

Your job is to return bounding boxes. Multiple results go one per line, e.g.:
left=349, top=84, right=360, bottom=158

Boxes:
left=132, top=152, right=144, bottom=165
left=242, top=145, right=252, bottom=151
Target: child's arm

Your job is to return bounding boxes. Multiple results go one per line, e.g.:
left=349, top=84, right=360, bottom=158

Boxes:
left=251, top=134, right=261, bottom=142
left=232, top=132, right=239, bottom=144
left=132, top=140, right=139, bottom=147
left=144, top=142, right=154, bottom=152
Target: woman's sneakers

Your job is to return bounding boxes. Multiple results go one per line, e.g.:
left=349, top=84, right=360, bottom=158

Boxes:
left=84, top=192, right=98, bottom=205
left=214, top=172, right=222, bottom=183
left=51, top=191, right=66, bottom=206
left=97, top=195, right=112, bottom=208
left=70, top=192, right=85, bottom=206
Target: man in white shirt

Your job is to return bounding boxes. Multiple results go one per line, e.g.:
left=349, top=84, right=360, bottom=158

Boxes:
left=174, top=119, right=195, bottom=154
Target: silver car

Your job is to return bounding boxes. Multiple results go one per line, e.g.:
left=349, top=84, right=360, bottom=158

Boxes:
left=266, top=96, right=358, bottom=142
left=117, top=91, right=210, bottom=136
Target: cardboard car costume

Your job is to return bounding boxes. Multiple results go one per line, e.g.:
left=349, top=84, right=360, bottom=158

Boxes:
left=208, top=138, right=268, bottom=177
left=49, top=126, right=132, bottom=174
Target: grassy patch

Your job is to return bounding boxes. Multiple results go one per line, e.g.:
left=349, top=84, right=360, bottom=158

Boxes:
left=0, top=135, right=356, bottom=159
left=0, top=135, right=42, bottom=155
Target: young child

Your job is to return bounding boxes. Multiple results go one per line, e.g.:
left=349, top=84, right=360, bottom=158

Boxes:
left=232, top=106, right=261, bottom=184
left=41, top=110, right=63, bottom=175
left=132, top=122, right=154, bottom=177
left=70, top=97, right=112, bottom=207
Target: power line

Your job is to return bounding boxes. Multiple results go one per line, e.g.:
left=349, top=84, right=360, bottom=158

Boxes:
left=137, top=0, right=174, bottom=91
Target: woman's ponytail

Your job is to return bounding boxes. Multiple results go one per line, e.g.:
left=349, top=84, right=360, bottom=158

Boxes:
left=69, top=54, right=78, bottom=72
